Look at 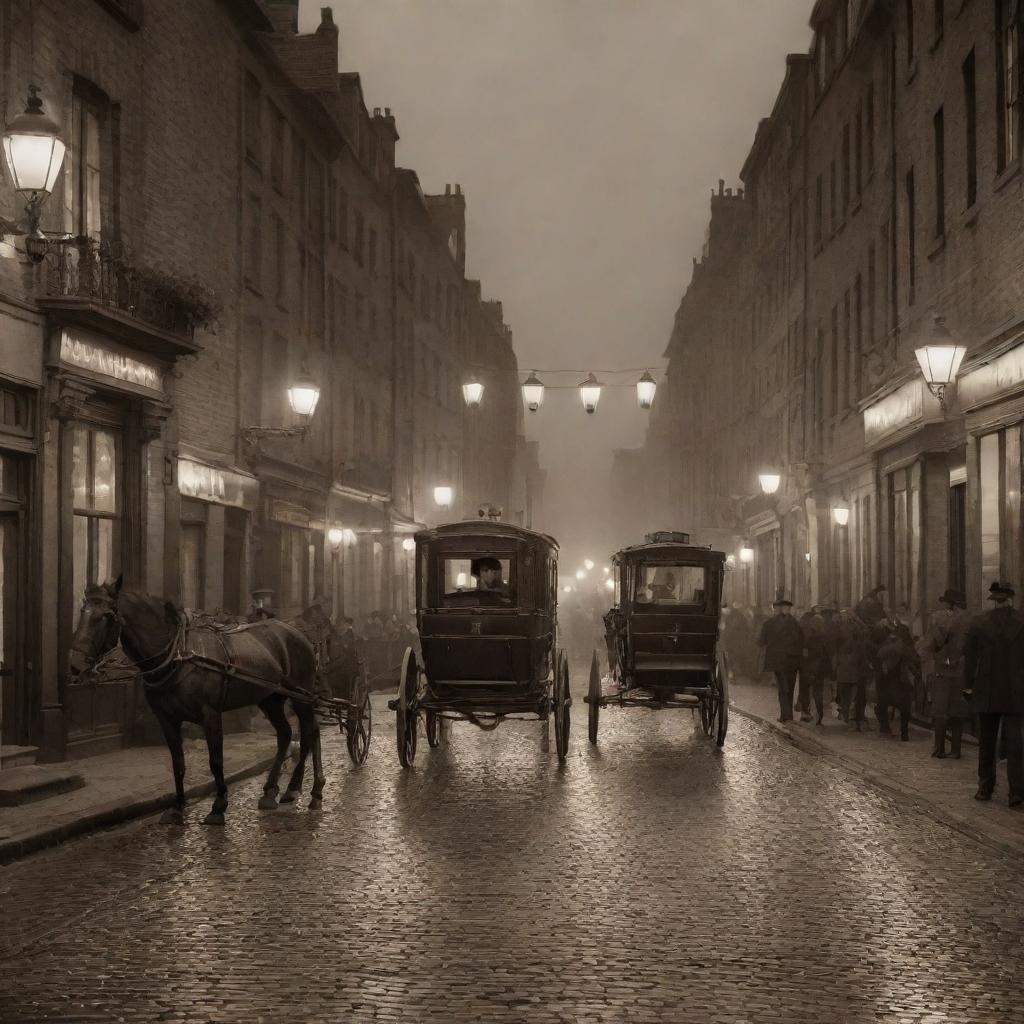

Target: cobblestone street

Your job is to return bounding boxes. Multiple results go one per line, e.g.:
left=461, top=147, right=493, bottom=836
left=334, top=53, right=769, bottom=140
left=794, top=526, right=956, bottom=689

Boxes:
left=3, top=671, right=1024, bottom=1024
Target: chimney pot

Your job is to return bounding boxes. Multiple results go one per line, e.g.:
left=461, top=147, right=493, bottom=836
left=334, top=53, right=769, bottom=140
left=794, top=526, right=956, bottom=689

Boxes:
left=718, top=178, right=725, bottom=194
left=385, top=107, right=391, bottom=116
left=445, top=184, right=451, bottom=195
left=726, top=188, right=732, bottom=196
left=373, top=106, right=381, bottom=116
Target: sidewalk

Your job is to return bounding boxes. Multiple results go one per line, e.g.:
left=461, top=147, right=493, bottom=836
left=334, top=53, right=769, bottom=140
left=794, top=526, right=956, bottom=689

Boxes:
left=0, top=730, right=276, bottom=864
left=730, top=678, right=1024, bottom=859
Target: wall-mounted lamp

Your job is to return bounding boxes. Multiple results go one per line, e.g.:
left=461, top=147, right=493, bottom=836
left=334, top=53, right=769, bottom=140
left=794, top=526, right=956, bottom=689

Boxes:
left=915, top=315, right=967, bottom=410
left=832, top=500, right=850, bottom=527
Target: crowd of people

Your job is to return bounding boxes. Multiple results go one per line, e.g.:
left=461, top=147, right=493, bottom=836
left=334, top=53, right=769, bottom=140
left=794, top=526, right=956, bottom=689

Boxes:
left=721, top=580, right=1024, bottom=806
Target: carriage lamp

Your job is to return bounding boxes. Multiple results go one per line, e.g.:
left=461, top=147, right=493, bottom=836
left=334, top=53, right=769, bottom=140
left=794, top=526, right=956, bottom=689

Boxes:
left=758, top=471, right=781, bottom=496
left=328, top=527, right=344, bottom=548
left=578, top=374, right=602, bottom=414
left=915, top=315, right=966, bottom=410
left=2, top=87, right=67, bottom=262
left=462, top=376, right=484, bottom=408
left=522, top=372, right=545, bottom=411
left=739, top=545, right=754, bottom=564
left=832, top=500, right=850, bottom=527
left=433, top=485, right=453, bottom=509
left=636, top=371, right=657, bottom=409
left=584, top=559, right=595, bottom=571
left=402, top=537, right=416, bottom=552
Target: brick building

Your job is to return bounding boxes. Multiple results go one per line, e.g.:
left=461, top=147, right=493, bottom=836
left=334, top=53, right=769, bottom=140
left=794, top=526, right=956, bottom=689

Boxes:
left=0, top=0, right=538, bottom=764
left=628, top=0, right=1024, bottom=657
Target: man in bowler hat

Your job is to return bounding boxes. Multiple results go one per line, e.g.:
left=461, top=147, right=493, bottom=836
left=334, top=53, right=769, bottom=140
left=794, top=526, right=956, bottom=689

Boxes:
left=925, top=588, right=971, bottom=758
left=758, top=596, right=804, bottom=722
left=964, top=582, right=1024, bottom=805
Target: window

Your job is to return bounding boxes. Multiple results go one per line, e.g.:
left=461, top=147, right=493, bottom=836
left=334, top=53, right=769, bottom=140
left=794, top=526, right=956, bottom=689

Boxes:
left=338, top=186, right=349, bottom=248
left=830, top=159, right=837, bottom=232
left=980, top=432, right=1001, bottom=596
left=441, top=556, right=513, bottom=608
left=866, top=83, right=875, bottom=170
left=843, top=288, right=852, bottom=408
left=831, top=304, right=840, bottom=416
left=933, top=106, right=945, bottom=236
left=997, top=0, right=1020, bottom=172
left=814, top=173, right=824, bottom=245
left=180, top=503, right=206, bottom=611
left=853, top=273, right=863, bottom=402
left=933, top=0, right=943, bottom=41
left=280, top=527, right=312, bottom=616
left=274, top=214, right=286, bottom=307
left=291, top=131, right=306, bottom=219
left=353, top=210, right=365, bottom=265
left=244, top=72, right=261, bottom=165
left=867, top=242, right=876, bottom=347
left=905, top=168, right=916, bottom=302
left=948, top=480, right=966, bottom=595
left=855, top=110, right=863, bottom=197
left=906, top=0, right=915, bottom=65
left=964, top=49, right=977, bottom=206
left=842, top=123, right=851, bottom=213
left=245, top=194, right=262, bottom=291
left=327, top=177, right=337, bottom=240
left=308, top=161, right=323, bottom=238
left=63, top=84, right=106, bottom=239
left=269, top=102, right=285, bottom=191
left=635, top=564, right=708, bottom=607
left=368, top=227, right=377, bottom=273
left=71, top=425, right=120, bottom=609
left=296, top=243, right=306, bottom=324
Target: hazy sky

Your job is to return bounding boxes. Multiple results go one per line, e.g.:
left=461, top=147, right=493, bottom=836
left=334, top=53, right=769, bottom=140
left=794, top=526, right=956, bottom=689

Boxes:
left=298, top=0, right=812, bottom=562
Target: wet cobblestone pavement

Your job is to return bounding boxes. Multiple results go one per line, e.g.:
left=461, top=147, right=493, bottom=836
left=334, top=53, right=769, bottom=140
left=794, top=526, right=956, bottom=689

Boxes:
left=3, top=672, right=1024, bottom=1023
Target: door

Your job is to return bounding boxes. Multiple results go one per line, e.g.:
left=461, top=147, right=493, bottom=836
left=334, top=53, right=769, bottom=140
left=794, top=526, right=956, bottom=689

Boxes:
left=0, top=450, right=28, bottom=746
left=222, top=509, right=246, bottom=615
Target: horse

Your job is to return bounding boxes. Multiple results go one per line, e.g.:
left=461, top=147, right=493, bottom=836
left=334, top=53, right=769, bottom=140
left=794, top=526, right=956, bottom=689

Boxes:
left=68, top=575, right=325, bottom=825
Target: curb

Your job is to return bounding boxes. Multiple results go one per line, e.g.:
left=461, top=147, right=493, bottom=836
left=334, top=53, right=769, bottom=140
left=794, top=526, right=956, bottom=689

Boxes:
left=0, top=754, right=275, bottom=866
left=730, top=701, right=1024, bottom=864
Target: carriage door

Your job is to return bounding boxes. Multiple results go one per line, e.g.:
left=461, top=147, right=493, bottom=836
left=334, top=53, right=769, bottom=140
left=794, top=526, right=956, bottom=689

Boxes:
left=0, top=454, right=27, bottom=746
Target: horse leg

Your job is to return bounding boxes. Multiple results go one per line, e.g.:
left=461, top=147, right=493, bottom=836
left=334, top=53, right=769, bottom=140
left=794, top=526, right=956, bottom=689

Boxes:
left=203, top=709, right=228, bottom=826
left=308, top=720, right=326, bottom=810
left=258, top=697, right=292, bottom=810
left=155, top=709, right=186, bottom=825
left=281, top=701, right=315, bottom=803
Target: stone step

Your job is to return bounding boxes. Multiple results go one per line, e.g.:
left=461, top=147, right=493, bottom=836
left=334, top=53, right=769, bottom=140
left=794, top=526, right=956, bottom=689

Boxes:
left=0, top=745, right=39, bottom=769
left=0, top=764, right=86, bottom=806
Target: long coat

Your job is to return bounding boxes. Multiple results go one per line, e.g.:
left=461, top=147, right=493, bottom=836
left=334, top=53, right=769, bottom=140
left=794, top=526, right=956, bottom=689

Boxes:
left=876, top=633, right=913, bottom=710
left=834, top=617, right=868, bottom=687
left=758, top=614, right=804, bottom=673
left=964, top=606, right=1024, bottom=714
left=926, top=608, right=972, bottom=718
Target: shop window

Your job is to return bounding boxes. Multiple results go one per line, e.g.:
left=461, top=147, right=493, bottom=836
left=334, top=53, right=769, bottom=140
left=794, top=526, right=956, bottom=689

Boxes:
left=71, top=425, right=120, bottom=607
left=980, top=432, right=1001, bottom=595
left=948, top=480, right=966, bottom=595
left=279, top=526, right=312, bottom=615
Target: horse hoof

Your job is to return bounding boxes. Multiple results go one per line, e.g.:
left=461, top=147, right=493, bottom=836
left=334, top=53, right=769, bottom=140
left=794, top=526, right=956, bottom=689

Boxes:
left=308, top=798, right=322, bottom=810
left=280, top=789, right=300, bottom=804
left=257, top=796, right=278, bottom=811
left=204, top=812, right=225, bottom=826
left=159, top=809, right=184, bottom=825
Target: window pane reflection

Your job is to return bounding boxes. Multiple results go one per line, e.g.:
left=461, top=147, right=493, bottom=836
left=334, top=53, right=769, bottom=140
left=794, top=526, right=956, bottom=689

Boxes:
left=93, top=430, right=116, bottom=513
left=980, top=432, right=1001, bottom=598
left=72, top=427, right=89, bottom=510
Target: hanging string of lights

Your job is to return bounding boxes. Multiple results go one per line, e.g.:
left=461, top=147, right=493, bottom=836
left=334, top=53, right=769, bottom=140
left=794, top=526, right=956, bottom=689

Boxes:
left=462, top=368, right=663, bottom=414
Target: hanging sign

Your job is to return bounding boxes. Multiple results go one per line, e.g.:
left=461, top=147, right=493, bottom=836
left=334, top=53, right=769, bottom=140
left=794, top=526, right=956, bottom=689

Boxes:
left=59, top=329, right=164, bottom=394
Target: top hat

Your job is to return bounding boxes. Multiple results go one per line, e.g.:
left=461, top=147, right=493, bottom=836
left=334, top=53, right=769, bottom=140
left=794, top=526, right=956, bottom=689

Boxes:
left=939, top=588, right=967, bottom=608
left=987, top=581, right=1015, bottom=601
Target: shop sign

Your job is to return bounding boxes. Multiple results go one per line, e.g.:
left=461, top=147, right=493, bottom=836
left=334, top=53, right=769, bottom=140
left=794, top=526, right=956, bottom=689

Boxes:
left=177, top=458, right=258, bottom=509
left=270, top=500, right=311, bottom=528
left=60, top=329, right=164, bottom=393
left=958, top=343, right=1024, bottom=411
left=863, top=380, right=930, bottom=446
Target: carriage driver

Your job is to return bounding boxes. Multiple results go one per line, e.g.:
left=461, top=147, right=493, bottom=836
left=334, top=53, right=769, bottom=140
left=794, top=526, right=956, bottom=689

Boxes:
left=472, top=557, right=509, bottom=598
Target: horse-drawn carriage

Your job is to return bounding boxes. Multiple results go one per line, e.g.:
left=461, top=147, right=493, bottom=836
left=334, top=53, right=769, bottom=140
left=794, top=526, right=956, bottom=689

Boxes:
left=585, top=531, right=728, bottom=747
left=389, top=520, right=571, bottom=765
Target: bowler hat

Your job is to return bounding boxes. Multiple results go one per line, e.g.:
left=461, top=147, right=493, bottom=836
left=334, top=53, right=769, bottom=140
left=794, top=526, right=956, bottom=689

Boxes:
left=988, top=581, right=1015, bottom=601
left=939, top=588, right=967, bottom=608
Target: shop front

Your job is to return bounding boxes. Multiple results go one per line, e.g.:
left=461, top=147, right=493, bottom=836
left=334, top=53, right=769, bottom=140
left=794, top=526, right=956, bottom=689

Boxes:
left=326, top=484, right=390, bottom=622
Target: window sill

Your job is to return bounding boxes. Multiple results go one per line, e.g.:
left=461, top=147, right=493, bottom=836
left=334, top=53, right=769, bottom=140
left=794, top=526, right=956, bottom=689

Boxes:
left=993, top=158, right=1021, bottom=193
left=905, top=58, right=919, bottom=86
left=926, top=233, right=946, bottom=261
left=962, top=201, right=981, bottom=228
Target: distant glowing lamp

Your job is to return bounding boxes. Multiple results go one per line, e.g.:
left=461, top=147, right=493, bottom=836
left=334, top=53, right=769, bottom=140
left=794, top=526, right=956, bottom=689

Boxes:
left=805, top=552, right=812, bottom=563
left=832, top=501, right=850, bottom=527
left=604, top=578, right=615, bottom=591
left=636, top=371, right=657, bottom=409
left=739, top=545, right=754, bottom=564
left=914, top=316, right=967, bottom=409
left=578, top=373, right=602, bottom=414
left=575, top=569, right=586, bottom=581
left=433, top=485, right=453, bottom=509
left=462, top=377, right=484, bottom=408
left=563, top=584, right=573, bottom=593
left=603, top=566, right=610, bottom=575
left=328, top=527, right=344, bottom=548
left=522, top=372, right=545, bottom=412
left=758, top=471, right=781, bottom=496
left=402, top=537, right=416, bottom=552
left=584, top=559, right=595, bottom=571
left=286, top=367, right=320, bottom=418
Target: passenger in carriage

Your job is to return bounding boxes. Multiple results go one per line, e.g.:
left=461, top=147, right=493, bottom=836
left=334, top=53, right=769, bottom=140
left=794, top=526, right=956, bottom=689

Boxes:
left=472, top=557, right=510, bottom=601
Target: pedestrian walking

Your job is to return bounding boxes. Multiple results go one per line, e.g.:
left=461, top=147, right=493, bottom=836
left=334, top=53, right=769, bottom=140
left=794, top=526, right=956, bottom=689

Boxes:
left=799, top=612, right=831, bottom=724
left=855, top=584, right=887, bottom=628
left=835, top=608, right=869, bottom=729
left=925, top=588, right=971, bottom=759
left=875, top=622, right=913, bottom=740
left=757, top=596, right=804, bottom=722
left=963, top=582, right=1024, bottom=806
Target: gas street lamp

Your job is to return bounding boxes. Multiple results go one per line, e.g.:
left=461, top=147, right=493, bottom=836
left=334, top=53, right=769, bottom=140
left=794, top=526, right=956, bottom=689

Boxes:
left=402, top=537, right=416, bottom=552
left=915, top=315, right=966, bottom=410
left=578, top=373, right=602, bottom=414
left=583, top=558, right=595, bottom=571
left=832, top=500, right=850, bottom=527
left=758, top=470, right=781, bottom=496
left=739, top=544, right=754, bottom=564
left=462, top=376, right=484, bottom=408
left=243, top=363, right=321, bottom=445
left=522, top=372, right=545, bottom=412
left=433, top=485, right=453, bottom=509
left=636, top=371, right=657, bottom=410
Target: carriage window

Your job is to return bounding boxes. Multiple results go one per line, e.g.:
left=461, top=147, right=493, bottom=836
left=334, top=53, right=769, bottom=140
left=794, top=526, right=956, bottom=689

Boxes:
left=441, top=556, right=513, bottom=607
left=635, top=565, right=707, bottom=606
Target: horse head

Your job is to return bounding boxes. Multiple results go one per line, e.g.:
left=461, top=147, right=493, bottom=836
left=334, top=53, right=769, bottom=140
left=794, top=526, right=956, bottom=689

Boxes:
left=68, top=575, right=124, bottom=678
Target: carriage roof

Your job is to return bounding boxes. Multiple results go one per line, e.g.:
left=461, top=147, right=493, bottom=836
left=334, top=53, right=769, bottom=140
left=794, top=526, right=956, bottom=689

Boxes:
left=415, top=520, right=559, bottom=553
left=613, top=532, right=725, bottom=567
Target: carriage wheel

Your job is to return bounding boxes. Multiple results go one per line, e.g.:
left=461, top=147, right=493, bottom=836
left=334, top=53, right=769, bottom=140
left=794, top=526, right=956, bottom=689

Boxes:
left=554, top=649, right=571, bottom=763
left=426, top=710, right=443, bottom=748
left=396, top=647, right=419, bottom=768
left=700, top=693, right=716, bottom=736
left=715, top=660, right=730, bottom=748
left=587, top=649, right=601, bottom=745
left=345, top=670, right=372, bottom=766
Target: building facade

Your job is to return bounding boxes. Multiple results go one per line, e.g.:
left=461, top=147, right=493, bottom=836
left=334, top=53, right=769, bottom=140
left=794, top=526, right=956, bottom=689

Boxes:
left=628, top=0, right=1024, bottom=654
left=0, top=0, right=539, bottom=764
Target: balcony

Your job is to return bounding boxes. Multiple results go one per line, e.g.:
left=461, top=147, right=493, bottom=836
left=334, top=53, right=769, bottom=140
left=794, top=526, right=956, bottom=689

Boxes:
left=38, top=238, right=207, bottom=359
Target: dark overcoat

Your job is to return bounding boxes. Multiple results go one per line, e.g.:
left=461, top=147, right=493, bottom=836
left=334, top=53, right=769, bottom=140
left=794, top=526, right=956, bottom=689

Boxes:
left=758, top=614, right=804, bottom=673
left=926, top=608, right=972, bottom=718
left=964, top=606, right=1024, bottom=714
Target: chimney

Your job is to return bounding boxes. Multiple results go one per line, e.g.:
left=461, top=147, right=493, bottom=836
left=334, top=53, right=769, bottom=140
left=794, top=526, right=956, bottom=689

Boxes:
left=445, top=183, right=451, bottom=195
left=263, top=0, right=299, bottom=34
left=718, top=178, right=725, bottom=195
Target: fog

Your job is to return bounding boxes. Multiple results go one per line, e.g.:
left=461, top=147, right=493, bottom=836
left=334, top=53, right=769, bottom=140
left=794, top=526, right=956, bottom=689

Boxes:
left=299, top=0, right=813, bottom=567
